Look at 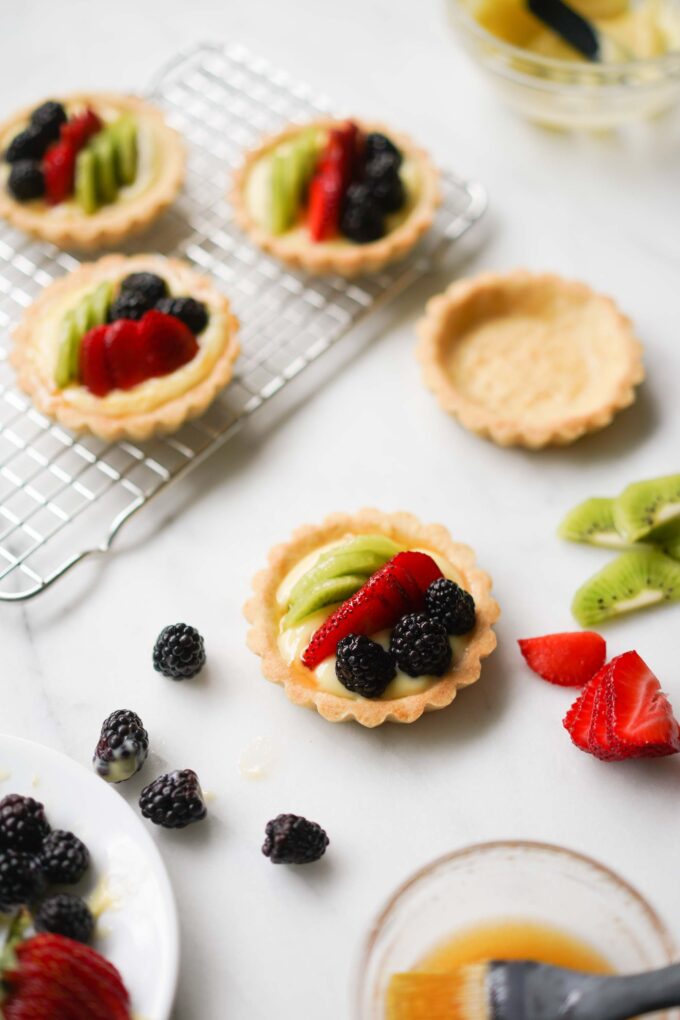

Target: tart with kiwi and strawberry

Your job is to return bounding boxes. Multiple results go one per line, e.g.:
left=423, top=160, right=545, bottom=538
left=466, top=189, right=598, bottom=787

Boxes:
left=244, top=510, right=499, bottom=726
left=231, top=119, right=441, bottom=277
left=11, top=254, right=239, bottom=441
left=0, top=94, right=184, bottom=249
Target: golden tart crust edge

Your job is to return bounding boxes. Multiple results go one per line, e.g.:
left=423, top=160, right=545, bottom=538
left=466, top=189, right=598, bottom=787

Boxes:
left=416, top=270, right=645, bottom=449
left=244, top=509, right=499, bottom=727
left=230, top=119, right=442, bottom=278
left=11, top=253, right=240, bottom=442
left=0, top=93, right=185, bottom=250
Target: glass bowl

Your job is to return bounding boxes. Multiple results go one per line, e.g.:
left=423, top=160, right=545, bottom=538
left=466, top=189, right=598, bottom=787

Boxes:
left=357, top=840, right=678, bottom=1019
left=448, top=0, right=680, bottom=128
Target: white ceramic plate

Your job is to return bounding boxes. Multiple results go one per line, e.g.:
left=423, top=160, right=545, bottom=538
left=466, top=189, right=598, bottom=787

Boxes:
left=0, top=734, right=179, bottom=1019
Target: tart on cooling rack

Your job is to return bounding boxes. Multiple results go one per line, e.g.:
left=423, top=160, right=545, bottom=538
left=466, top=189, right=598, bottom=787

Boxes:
left=416, top=270, right=644, bottom=449
left=0, top=93, right=184, bottom=249
left=231, top=118, right=441, bottom=277
left=11, top=254, right=239, bottom=441
left=244, top=509, right=498, bottom=727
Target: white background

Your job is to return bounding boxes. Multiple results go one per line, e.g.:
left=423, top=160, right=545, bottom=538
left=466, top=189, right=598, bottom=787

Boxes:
left=3, top=2, right=680, bottom=1018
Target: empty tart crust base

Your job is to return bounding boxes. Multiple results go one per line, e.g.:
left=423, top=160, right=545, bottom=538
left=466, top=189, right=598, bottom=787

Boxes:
left=11, top=254, right=240, bottom=441
left=230, top=118, right=442, bottom=277
left=244, top=509, right=499, bottom=727
left=0, top=92, right=185, bottom=249
left=416, top=270, right=645, bottom=449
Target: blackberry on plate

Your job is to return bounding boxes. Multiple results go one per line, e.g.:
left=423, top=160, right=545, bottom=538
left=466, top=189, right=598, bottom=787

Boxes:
left=0, top=794, right=50, bottom=851
left=389, top=612, right=452, bottom=678
left=93, top=709, right=149, bottom=783
left=120, top=272, right=168, bottom=306
left=155, top=296, right=209, bottom=335
left=262, top=814, right=329, bottom=865
left=335, top=634, right=395, bottom=698
left=153, top=623, right=206, bottom=680
left=35, top=894, right=95, bottom=944
left=5, top=125, right=49, bottom=164
left=0, top=849, right=44, bottom=910
left=8, top=160, right=45, bottom=202
left=40, top=829, right=90, bottom=885
left=425, top=578, right=477, bottom=635
left=30, top=101, right=67, bottom=144
left=139, top=769, right=207, bottom=829
left=340, top=183, right=384, bottom=244
left=364, top=132, right=403, bottom=168
left=109, top=289, right=154, bottom=322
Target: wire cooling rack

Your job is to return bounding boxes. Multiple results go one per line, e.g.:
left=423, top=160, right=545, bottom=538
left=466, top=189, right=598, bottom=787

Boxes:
left=0, top=42, right=486, bottom=601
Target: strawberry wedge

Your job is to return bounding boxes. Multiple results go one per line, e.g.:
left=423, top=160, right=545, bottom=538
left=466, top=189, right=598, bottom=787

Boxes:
left=518, top=631, right=606, bottom=687
left=302, top=551, right=442, bottom=670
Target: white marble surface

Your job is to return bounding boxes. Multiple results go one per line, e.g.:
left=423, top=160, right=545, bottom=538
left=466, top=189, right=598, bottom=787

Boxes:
left=3, top=2, right=680, bottom=1018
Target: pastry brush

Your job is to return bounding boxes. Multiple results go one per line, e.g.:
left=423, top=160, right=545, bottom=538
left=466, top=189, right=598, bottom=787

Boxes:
left=388, top=960, right=680, bottom=1019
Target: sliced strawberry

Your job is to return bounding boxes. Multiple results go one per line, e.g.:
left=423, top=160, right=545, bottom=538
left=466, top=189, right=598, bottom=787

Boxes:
left=604, top=651, right=680, bottom=759
left=60, top=108, right=103, bottom=151
left=307, top=164, right=343, bottom=242
left=80, top=325, right=114, bottom=397
left=563, top=669, right=602, bottom=752
left=318, top=122, right=360, bottom=189
left=43, top=140, right=77, bottom=204
left=302, top=551, right=443, bottom=669
left=104, top=319, right=147, bottom=391
left=518, top=632, right=606, bottom=687
left=586, top=662, right=623, bottom=760
left=139, top=310, right=198, bottom=378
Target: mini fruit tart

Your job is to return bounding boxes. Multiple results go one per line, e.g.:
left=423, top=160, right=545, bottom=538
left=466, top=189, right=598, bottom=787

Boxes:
left=11, top=254, right=239, bottom=441
left=231, top=119, right=441, bottom=277
left=416, top=270, right=644, bottom=449
left=0, top=93, right=184, bottom=249
left=244, top=509, right=499, bottom=727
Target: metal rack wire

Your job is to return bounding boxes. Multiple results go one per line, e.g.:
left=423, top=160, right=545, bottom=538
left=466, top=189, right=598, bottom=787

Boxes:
left=0, top=42, right=486, bottom=601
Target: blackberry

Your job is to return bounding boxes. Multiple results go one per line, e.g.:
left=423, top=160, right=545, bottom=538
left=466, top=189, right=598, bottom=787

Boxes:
left=5, top=124, right=49, bottom=164
left=0, top=794, right=50, bottom=851
left=139, top=769, right=207, bottom=829
left=120, top=272, right=168, bottom=306
left=364, top=132, right=403, bottom=168
left=7, top=160, right=45, bottom=202
left=335, top=634, right=395, bottom=698
left=109, top=289, right=154, bottom=322
left=35, top=894, right=95, bottom=944
left=93, top=709, right=149, bottom=783
left=153, top=623, right=206, bottom=679
left=425, top=578, right=477, bottom=635
left=340, top=183, right=384, bottom=244
left=365, top=154, right=405, bottom=214
left=39, top=830, right=90, bottom=885
left=155, top=296, right=209, bottom=335
left=30, top=101, right=67, bottom=145
left=0, top=849, right=44, bottom=910
left=389, top=612, right=452, bottom=678
left=262, top=814, right=329, bottom=865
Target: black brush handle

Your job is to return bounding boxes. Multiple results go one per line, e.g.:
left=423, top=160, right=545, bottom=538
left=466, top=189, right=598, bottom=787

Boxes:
left=527, top=0, right=601, bottom=59
left=490, top=960, right=680, bottom=1020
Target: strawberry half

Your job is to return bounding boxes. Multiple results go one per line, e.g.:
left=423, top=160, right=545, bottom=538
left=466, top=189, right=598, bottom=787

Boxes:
left=564, top=651, right=680, bottom=761
left=139, top=310, right=198, bottom=378
left=2, top=932, right=132, bottom=1020
left=302, top=551, right=443, bottom=670
left=43, top=140, right=77, bottom=205
left=104, top=319, right=148, bottom=391
left=518, top=631, right=606, bottom=687
left=80, top=324, right=114, bottom=397
left=318, top=122, right=360, bottom=190
left=60, top=108, right=102, bottom=151
left=307, top=164, right=343, bottom=242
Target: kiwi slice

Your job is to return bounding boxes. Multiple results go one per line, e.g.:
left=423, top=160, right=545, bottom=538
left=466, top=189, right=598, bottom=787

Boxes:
left=572, top=547, right=680, bottom=626
left=558, top=497, right=629, bottom=549
left=93, top=133, right=118, bottom=206
left=109, top=115, right=138, bottom=186
left=613, top=474, right=680, bottom=543
left=288, top=550, right=388, bottom=609
left=89, top=280, right=114, bottom=326
left=75, top=148, right=99, bottom=214
left=315, top=534, right=401, bottom=566
left=270, top=150, right=293, bottom=235
left=54, top=312, right=81, bottom=389
left=283, top=575, right=366, bottom=629
left=659, top=520, right=680, bottom=561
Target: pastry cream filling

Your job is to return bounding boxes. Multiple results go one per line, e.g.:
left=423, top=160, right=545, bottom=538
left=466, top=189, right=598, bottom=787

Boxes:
left=444, top=294, right=631, bottom=425
left=276, top=537, right=469, bottom=701
left=244, top=131, right=422, bottom=247
left=31, top=272, right=229, bottom=416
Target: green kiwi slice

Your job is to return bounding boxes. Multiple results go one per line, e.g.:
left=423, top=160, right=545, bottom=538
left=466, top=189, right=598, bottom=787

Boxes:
left=93, top=133, right=118, bottom=205
left=54, top=312, right=81, bottom=389
left=315, top=535, right=401, bottom=566
left=109, top=116, right=138, bottom=186
left=89, top=280, right=114, bottom=326
left=558, top=497, right=629, bottom=549
left=288, top=550, right=389, bottom=609
left=572, top=547, right=680, bottom=626
left=613, top=474, right=680, bottom=543
left=659, top=520, right=680, bottom=561
left=270, top=149, right=293, bottom=235
left=75, top=148, right=99, bottom=214
left=283, top=575, right=367, bottom=629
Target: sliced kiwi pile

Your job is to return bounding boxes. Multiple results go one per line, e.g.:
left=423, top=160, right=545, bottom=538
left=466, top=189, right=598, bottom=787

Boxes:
left=560, top=474, right=680, bottom=625
left=282, top=534, right=402, bottom=629
left=266, top=129, right=320, bottom=235
left=54, top=281, right=114, bottom=387
left=75, top=114, right=138, bottom=215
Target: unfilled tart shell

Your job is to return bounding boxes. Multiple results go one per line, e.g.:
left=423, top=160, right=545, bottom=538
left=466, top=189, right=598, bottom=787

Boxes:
left=244, top=509, right=499, bottom=727
left=416, top=270, right=645, bottom=449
